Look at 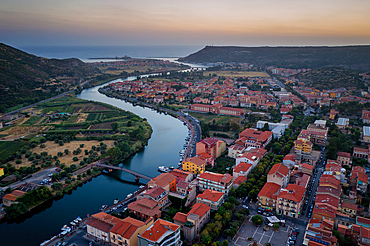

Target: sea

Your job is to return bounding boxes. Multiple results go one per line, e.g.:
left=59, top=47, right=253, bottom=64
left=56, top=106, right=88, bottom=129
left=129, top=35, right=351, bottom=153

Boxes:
left=17, top=45, right=204, bottom=62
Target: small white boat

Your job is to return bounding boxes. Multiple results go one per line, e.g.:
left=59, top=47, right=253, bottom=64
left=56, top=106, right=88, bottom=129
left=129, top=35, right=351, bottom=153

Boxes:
left=76, top=217, right=82, bottom=222
left=127, top=193, right=133, bottom=198
left=61, top=225, right=69, bottom=231
left=73, top=219, right=79, bottom=223
left=101, top=204, right=108, bottom=210
left=114, top=199, right=119, bottom=204
left=70, top=222, right=76, bottom=226
left=158, top=166, right=169, bottom=172
left=169, top=166, right=174, bottom=170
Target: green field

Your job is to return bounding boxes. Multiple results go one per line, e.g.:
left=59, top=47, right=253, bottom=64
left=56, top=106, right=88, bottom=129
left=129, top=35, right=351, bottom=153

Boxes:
left=189, top=112, right=240, bottom=124
left=0, top=141, right=28, bottom=162
left=41, top=106, right=65, bottom=114
left=23, top=116, right=41, bottom=125
left=86, top=113, right=102, bottom=121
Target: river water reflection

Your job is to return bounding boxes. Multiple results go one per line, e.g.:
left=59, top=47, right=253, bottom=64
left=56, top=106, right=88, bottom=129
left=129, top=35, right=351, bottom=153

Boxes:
left=0, top=78, right=188, bottom=246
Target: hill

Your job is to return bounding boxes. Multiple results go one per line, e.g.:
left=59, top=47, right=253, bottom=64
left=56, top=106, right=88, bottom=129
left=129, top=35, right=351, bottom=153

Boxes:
left=0, top=43, right=98, bottom=113
left=179, top=46, right=370, bottom=71
left=295, top=67, right=365, bottom=90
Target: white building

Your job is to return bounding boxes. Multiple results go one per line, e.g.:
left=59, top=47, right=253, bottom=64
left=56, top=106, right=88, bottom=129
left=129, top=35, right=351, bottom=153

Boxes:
left=138, top=219, right=182, bottom=246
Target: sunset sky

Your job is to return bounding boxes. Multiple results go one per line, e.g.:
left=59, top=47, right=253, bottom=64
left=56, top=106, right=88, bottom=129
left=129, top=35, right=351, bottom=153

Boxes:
left=1, top=0, right=370, bottom=47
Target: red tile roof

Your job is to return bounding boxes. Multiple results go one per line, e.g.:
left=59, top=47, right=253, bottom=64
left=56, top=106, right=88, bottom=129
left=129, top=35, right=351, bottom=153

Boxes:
left=268, top=163, right=290, bottom=177
left=173, top=212, right=187, bottom=223
left=341, top=201, right=357, bottom=211
left=92, top=212, right=121, bottom=225
left=278, top=184, right=305, bottom=202
left=198, top=172, right=233, bottom=184
left=315, top=194, right=340, bottom=209
left=353, top=147, right=369, bottom=153
left=142, top=187, right=166, bottom=199
left=234, top=176, right=247, bottom=185
left=140, top=219, right=179, bottom=243
left=148, top=173, right=176, bottom=189
left=110, top=221, right=139, bottom=239
left=171, top=169, right=191, bottom=181
left=197, top=138, right=219, bottom=148
left=301, top=163, right=314, bottom=170
left=258, top=182, right=281, bottom=200
left=184, top=156, right=205, bottom=166
left=128, top=199, right=161, bottom=218
left=283, top=154, right=296, bottom=162
left=234, top=162, right=253, bottom=174
left=361, top=226, right=370, bottom=242
left=188, top=203, right=211, bottom=218
left=197, top=189, right=224, bottom=203
left=337, top=152, right=351, bottom=158
left=239, top=128, right=272, bottom=142
left=357, top=216, right=370, bottom=226
left=86, top=217, right=114, bottom=233
left=3, top=190, right=25, bottom=201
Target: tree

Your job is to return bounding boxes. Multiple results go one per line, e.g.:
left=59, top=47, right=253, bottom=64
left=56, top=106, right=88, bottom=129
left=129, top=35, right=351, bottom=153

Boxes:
left=201, top=235, right=212, bottom=245
left=51, top=182, right=63, bottom=191
left=262, top=123, right=270, bottom=131
left=107, top=147, right=122, bottom=160
left=64, top=149, right=69, bottom=155
left=5, top=202, right=29, bottom=219
left=111, top=122, right=118, bottom=131
left=230, top=122, right=240, bottom=132
left=251, top=215, right=263, bottom=226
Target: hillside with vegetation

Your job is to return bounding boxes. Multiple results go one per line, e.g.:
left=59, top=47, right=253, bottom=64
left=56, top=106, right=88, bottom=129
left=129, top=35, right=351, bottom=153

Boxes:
left=0, top=43, right=99, bottom=113
left=179, top=45, right=370, bottom=71
left=295, top=67, right=366, bottom=90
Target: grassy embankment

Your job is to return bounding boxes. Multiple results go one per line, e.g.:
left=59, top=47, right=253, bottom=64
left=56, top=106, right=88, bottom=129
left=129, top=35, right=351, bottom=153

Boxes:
left=0, top=95, right=153, bottom=219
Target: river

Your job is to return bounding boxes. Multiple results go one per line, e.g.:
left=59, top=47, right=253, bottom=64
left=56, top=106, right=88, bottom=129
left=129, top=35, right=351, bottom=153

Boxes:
left=0, top=77, right=189, bottom=246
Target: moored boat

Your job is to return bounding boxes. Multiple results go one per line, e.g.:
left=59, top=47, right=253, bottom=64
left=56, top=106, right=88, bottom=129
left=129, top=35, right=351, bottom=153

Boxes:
left=158, top=166, right=169, bottom=172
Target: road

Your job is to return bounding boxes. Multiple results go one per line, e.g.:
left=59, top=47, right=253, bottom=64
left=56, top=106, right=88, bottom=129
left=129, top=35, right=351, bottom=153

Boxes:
left=303, top=148, right=326, bottom=218
left=0, top=167, right=59, bottom=192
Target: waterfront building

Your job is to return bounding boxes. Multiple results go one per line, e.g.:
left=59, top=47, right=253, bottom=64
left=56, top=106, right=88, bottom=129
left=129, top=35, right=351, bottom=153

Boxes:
left=138, top=219, right=182, bottom=246
left=182, top=156, right=205, bottom=174
left=110, top=217, right=153, bottom=246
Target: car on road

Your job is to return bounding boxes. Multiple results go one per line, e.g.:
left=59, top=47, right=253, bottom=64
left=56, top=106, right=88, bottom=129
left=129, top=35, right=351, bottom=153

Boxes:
left=242, top=205, right=248, bottom=209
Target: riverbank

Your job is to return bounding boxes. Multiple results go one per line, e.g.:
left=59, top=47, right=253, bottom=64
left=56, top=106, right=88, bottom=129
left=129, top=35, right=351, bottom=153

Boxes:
left=0, top=72, right=189, bottom=246
left=0, top=93, right=153, bottom=221
left=98, top=87, right=201, bottom=161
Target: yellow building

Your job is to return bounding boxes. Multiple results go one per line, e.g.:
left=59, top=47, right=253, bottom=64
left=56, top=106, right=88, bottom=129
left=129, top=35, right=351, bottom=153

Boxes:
left=329, top=109, right=339, bottom=120
left=0, top=168, right=4, bottom=177
left=294, top=139, right=312, bottom=154
left=182, top=156, right=205, bottom=174
left=258, top=182, right=281, bottom=211
left=338, top=202, right=357, bottom=217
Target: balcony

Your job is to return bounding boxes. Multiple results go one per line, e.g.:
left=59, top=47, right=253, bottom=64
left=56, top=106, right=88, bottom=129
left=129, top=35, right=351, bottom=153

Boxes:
left=184, top=221, right=194, bottom=228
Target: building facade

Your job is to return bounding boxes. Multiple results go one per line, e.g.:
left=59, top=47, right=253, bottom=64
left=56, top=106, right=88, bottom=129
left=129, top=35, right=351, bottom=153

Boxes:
left=138, top=219, right=182, bottom=246
left=197, top=172, right=233, bottom=194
